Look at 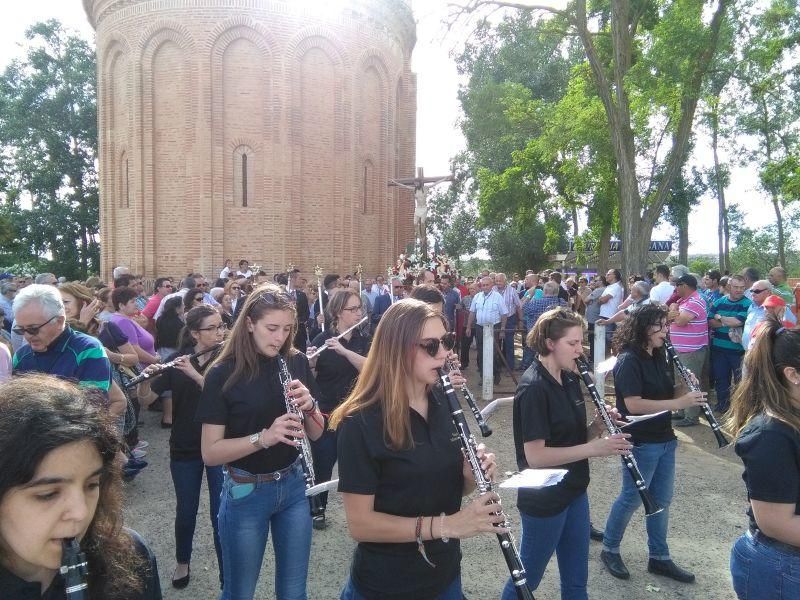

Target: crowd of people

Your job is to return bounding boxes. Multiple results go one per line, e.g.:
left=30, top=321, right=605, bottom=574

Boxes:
left=0, top=258, right=797, bottom=599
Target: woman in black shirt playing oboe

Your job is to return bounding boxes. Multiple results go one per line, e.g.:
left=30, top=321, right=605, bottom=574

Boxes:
left=330, top=299, right=502, bottom=600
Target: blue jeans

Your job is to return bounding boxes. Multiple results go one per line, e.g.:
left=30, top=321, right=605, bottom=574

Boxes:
left=310, top=427, right=337, bottom=510
left=503, top=315, right=518, bottom=370
left=521, top=321, right=533, bottom=370
left=218, top=462, right=312, bottom=600
left=170, top=458, right=224, bottom=576
left=603, top=440, right=676, bottom=560
left=501, top=492, right=589, bottom=600
left=731, top=531, right=800, bottom=599
left=711, top=349, right=743, bottom=411
left=340, top=574, right=463, bottom=599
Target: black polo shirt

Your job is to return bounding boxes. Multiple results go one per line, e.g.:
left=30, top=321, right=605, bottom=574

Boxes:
left=336, top=387, right=464, bottom=599
left=311, top=329, right=370, bottom=413
left=735, top=413, right=800, bottom=533
left=196, top=351, right=320, bottom=474
left=151, top=346, right=218, bottom=461
left=612, top=347, right=676, bottom=445
left=513, top=357, right=590, bottom=517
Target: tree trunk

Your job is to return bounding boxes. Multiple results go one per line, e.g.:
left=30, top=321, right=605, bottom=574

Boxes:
left=678, top=209, right=689, bottom=266
left=772, top=194, right=786, bottom=269
left=571, top=206, right=579, bottom=238
left=597, top=221, right=611, bottom=277
left=761, top=97, right=785, bottom=270
left=711, top=109, right=730, bottom=272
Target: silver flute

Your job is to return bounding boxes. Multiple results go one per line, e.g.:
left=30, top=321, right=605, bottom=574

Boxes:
left=306, top=316, right=368, bottom=360
left=277, top=356, right=323, bottom=516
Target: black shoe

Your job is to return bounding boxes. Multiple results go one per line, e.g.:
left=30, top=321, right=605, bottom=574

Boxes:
left=493, top=374, right=501, bottom=385
left=647, top=559, right=695, bottom=583
left=312, top=513, right=327, bottom=530
left=161, top=420, right=173, bottom=429
left=172, top=565, right=190, bottom=589
left=590, top=524, right=604, bottom=542
left=601, top=550, right=630, bottom=580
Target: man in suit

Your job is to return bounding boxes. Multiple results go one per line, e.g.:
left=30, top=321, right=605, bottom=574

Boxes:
left=288, top=268, right=310, bottom=352
left=371, top=277, right=404, bottom=329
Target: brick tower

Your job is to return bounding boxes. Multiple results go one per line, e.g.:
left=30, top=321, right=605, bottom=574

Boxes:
left=82, top=0, right=417, bottom=280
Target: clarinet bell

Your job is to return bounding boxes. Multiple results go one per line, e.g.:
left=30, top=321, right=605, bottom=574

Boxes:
left=712, top=427, right=730, bottom=449
left=479, top=421, right=493, bottom=437
left=642, top=490, right=664, bottom=517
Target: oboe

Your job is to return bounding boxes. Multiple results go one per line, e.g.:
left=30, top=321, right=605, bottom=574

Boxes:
left=574, top=357, right=663, bottom=516
left=445, top=357, right=492, bottom=437
left=123, top=343, right=223, bottom=388
left=663, top=340, right=729, bottom=448
left=438, top=370, right=534, bottom=600
left=277, top=356, right=323, bottom=517
left=60, top=538, right=89, bottom=599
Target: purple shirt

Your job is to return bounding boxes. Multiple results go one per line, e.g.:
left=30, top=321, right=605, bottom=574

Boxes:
left=110, top=314, right=156, bottom=365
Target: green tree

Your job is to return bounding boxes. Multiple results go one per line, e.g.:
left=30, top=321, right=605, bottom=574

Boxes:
left=0, top=20, right=98, bottom=279
left=452, top=0, right=733, bottom=277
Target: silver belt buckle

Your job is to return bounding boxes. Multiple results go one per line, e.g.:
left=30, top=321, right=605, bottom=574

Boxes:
left=274, top=471, right=282, bottom=481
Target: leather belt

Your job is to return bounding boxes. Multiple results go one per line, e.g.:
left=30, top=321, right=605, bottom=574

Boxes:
left=748, top=526, right=800, bottom=557
left=226, top=460, right=297, bottom=484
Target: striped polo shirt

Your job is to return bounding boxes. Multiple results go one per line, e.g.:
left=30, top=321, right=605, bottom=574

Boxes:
left=669, top=291, right=708, bottom=352
left=708, top=295, right=750, bottom=353
left=13, top=326, right=112, bottom=392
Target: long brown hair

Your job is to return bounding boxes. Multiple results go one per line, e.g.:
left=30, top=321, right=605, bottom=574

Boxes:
left=210, top=283, right=297, bottom=391
left=59, top=282, right=100, bottom=337
left=726, top=316, right=800, bottom=437
left=329, top=299, right=446, bottom=451
left=0, top=375, right=145, bottom=598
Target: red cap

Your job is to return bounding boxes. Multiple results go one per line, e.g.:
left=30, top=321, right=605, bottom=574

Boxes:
left=762, top=294, right=786, bottom=308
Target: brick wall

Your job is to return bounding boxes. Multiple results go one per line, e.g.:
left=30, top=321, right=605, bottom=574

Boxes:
left=84, top=0, right=417, bottom=282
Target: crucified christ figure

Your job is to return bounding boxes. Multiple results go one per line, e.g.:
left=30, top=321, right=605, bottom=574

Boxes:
left=388, top=167, right=454, bottom=259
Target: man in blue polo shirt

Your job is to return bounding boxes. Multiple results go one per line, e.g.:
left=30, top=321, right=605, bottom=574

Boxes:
left=12, top=284, right=111, bottom=393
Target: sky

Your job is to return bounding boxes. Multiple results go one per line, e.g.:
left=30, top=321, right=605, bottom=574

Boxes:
left=0, top=0, right=776, bottom=256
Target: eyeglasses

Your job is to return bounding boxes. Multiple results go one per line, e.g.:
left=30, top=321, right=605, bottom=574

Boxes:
left=12, top=315, right=59, bottom=336
left=196, top=283, right=209, bottom=288
left=197, top=324, right=227, bottom=333
left=231, top=286, right=241, bottom=291
left=418, top=332, right=456, bottom=357
left=649, top=321, right=668, bottom=333
left=342, top=304, right=363, bottom=313
left=750, top=288, right=768, bottom=295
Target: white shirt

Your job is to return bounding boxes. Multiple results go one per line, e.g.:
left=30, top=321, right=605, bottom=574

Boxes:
left=154, top=288, right=189, bottom=320
left=599, top=281, right=624, bottom=318
left=470, top=290, right=509, bottom=326
left=220, top=266, right=232, bottom=279
left=649, top=281, right=675, bottom=305
left=237, top=269, right=253, bottom=279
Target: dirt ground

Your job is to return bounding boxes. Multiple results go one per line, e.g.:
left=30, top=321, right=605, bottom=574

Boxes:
left=125, top=346, right=745, bottom=600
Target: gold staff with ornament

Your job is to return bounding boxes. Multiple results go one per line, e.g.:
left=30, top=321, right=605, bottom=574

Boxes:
left=387, top=266, right=395, bottom=304
left=355, top=263, right=363, bottom=296
left=286, top=263, right=296, bottom=295
left=315, top=265, right=325, bottom=332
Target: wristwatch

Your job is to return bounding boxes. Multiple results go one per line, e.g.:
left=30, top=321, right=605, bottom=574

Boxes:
left=249, top=432, right=261, bottom=447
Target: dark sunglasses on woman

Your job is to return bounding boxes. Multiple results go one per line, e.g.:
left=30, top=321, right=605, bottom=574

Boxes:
left=418, top=332, right=456, bottom=357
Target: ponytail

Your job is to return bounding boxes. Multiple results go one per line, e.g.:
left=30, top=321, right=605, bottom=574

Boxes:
left=178, top=305, right=219, bottom=351
left=727, top=316, right=800, bottom=438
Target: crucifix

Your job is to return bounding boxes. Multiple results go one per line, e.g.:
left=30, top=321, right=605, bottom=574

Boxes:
left=389, top=167, right=454, bottom=259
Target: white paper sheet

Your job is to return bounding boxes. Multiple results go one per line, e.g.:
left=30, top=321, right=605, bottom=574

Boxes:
left=499, top=469, right=568, bottom=489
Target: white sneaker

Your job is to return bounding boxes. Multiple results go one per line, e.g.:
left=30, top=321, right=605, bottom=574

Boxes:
left=135, top=440, right=149, bottom=450
left=131, top=448, right=148, bottom=459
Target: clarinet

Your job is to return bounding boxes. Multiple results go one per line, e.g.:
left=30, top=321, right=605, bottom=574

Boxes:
left=277, top=356, right=324, bottom=517
left=60, top=538, right=89, bottom=599
left=574, top=357, right=663, bottom=516
left=438, top=370, right=534, bottom=600
left=446, top=358, right=492, bottom=437
left=663, top=340, right=729, bottom=448
left=123, top=343, right=223, bottom=388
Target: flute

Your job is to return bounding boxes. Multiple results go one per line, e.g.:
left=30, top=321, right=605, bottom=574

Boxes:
left=306, top=316, right=368, bottom=360
left=438, top=370, right=535, bottom=600
left=277, top=356, right=324, bottom=518
left=575, top=357, right=663, bottom=516
left=663, top=340, right=729, bottom=448
left=60, top=538, right=89, bottom=599
left=123, top=343, right=223, bottom=388
left=445, top=357, right=492, bottom=437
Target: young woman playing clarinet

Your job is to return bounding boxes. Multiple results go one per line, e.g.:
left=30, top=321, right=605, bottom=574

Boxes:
left=142, top=305, right=225, bottom=589
left=197, top=284, right=324, bottom=600
left=728, top=317, right=800, bottom=599
left=0, top=374, right=161, bottom=599
left=502, top=307, right=632, bottom=600
left=330, top=299, right=502, bottom=600
left=306, top=288, right=369, bottom=530
left=600, top=303, right=705, bottom=583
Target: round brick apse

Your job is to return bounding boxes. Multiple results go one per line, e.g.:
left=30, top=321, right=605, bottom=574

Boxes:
left=83, top=0, right=418, bottom=280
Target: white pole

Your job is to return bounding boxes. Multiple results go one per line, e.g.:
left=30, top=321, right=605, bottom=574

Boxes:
left=593, top=323, right=606, bottom=398
left=482, top=323, right=493, bottom=401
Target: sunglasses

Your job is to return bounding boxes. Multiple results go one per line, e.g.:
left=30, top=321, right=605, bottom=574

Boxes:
left=197, top=283, right=209, bottom=288
left=231, top=286, right=241, bottom=291
left=12, top=315, right=59, bottom=336
left=250, top=291, right=293, bottom=313
left=418, top=332, right=456, bottom=357
left=750, top=288, right=768, bottom=294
